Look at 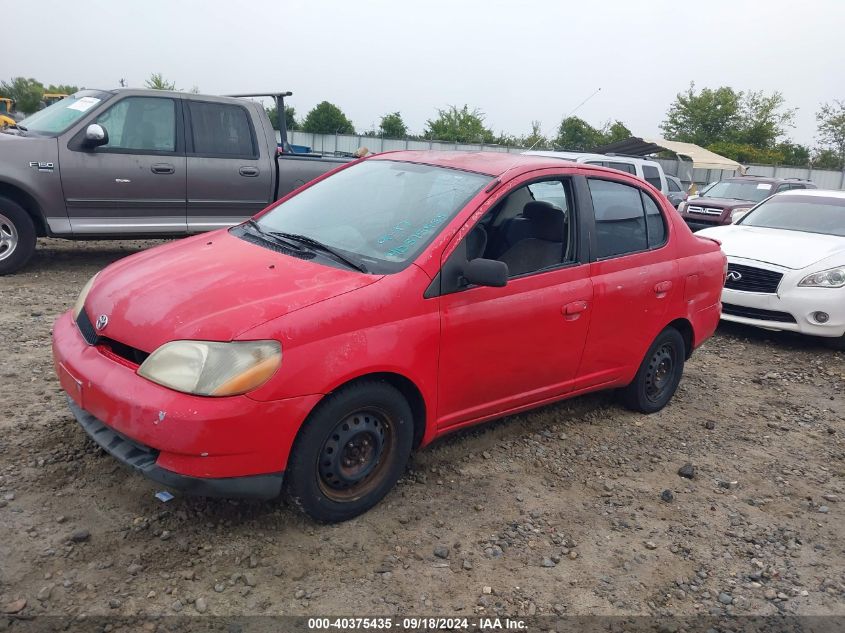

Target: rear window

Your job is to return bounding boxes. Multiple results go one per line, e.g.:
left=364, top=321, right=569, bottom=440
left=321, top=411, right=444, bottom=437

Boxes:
left=588, top=179, right=666, bottom=258
left=189, top=101, right=257, bottom=157
left=642, top=165, right=662, bottom=189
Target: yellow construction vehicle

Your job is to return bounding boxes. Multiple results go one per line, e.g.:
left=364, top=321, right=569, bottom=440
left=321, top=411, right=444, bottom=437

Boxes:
left=42, top=93, right=68, bottom=107
left=0, top=97, right=18, bottom=128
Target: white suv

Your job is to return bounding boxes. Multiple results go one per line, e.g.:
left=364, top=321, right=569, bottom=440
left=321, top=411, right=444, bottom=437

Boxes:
left=524, top=151, right=668, bottom=194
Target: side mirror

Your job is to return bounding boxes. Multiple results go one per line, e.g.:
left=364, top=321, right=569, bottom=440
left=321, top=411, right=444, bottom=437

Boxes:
left=84, top=123, right=108, bottom=148
left=462, top=258, right=508, bottom=288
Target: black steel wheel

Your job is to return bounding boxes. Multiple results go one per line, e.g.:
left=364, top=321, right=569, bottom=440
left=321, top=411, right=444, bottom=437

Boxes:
left=620, top=327, right=686, bottom=414
left=285, top=381, right=413, bottom=523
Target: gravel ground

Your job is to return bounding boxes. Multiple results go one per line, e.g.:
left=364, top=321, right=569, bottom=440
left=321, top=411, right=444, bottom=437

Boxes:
left=0, top=239, right=843, bottom=623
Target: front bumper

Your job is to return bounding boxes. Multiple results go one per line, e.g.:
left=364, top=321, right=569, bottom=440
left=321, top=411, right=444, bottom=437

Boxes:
left=721, top=285, right=845, bottom=338
left=683, top=218, right=723, bottom=232
left=67, top=396, right=284, bottom=499
left=52, top=310, right=322, bottom=492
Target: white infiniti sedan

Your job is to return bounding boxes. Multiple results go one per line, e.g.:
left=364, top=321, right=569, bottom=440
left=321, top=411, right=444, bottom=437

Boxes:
left=697, top=189, right=845, bottom=349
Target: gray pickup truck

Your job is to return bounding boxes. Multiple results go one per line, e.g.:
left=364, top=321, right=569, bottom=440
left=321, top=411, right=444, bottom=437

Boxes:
left=0, top=89, right=351, bottom=274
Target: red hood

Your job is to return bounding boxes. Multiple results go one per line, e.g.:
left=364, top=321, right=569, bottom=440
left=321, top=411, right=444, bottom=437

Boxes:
left=84, top=231, right=380, bottom=352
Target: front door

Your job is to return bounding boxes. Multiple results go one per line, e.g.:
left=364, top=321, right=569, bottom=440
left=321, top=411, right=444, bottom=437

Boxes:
left=184, top=99, right=273, bottom=232
left=58, top=95, right=187, bottom=235
left=436, top=176, right=593, bottom=429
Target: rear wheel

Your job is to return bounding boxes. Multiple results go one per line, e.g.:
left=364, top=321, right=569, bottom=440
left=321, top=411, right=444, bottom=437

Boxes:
left=0, top=197, right=37, bottom=276
left=619, top=327, right=686, bottom=414
left=285, top=381, right=414, bottom=523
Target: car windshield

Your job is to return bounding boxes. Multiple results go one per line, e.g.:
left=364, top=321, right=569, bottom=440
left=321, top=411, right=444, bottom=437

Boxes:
left=701, top=180, right=773, bottom=202
left=254, top=160, right=492, bottom=273
left=16, top=91, right=111, bottom=135
left=738, top=194, right=845, bottom=237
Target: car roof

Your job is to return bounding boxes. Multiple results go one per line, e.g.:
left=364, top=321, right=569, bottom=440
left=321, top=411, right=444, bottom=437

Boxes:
left=368, top=151, right=603, bottom=177
left=525, top=150, right=660, bottom=167
left=772, top=188, right=845, bottom=199
left=725, top=175, right=814, bottom=185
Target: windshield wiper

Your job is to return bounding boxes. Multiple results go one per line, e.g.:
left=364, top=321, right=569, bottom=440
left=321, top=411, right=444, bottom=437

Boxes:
left=244, top=219, right=306, bottom=251
left=267, top=231, right=368, bottom=273
left=14, top=123, right=27, bottom=131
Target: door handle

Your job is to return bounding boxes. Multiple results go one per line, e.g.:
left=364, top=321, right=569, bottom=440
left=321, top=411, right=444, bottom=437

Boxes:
left=654, top=281, right=673, bottom=297
left=239, top=166, right=260, bottom=177
left=151, top=163, right=175, bottom=175
left=562, top=300, right=588, bottom=321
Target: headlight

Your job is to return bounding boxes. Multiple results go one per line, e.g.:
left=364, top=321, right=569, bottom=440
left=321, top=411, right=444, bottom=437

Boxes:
left=138, top=340, right=282, bottom=396
left=730, top=208, right=751, bottom=223
left=72, top=273, right=99, bottom=319
left=677, top=201, right=687, bottom=213
left=798, top=266, right=845, bottom=289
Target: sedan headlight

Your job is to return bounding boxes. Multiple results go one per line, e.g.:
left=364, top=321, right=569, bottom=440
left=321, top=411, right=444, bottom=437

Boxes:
left=72, top=273, right=99, bottom=319
left=138, top=340, right=281, bottom=396
left=730, top=208, right=752, bottom=223
left=798, top=266, right=845, bottom=289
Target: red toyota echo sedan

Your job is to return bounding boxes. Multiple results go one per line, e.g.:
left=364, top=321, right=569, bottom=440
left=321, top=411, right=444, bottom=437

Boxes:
left=52, top=152, right=725, bottom=522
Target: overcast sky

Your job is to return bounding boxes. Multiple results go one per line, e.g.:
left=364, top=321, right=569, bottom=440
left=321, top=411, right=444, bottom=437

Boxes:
left=7, top=0, right=845, bottom=146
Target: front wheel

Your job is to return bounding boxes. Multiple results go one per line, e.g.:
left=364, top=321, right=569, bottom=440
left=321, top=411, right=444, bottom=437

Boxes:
left=619, top=327, right=686, bottom=414
left=284, top=381, right=414, bottom=523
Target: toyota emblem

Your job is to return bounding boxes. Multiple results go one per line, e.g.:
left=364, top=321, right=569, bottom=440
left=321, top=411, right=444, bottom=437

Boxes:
left=726, top=271, right=742, bottom=282
left=95, top=314, right=109, bottom=331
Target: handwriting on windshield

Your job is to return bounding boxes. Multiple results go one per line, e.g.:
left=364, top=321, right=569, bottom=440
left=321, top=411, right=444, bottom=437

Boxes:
left=382, top=213, right=448, bottom=257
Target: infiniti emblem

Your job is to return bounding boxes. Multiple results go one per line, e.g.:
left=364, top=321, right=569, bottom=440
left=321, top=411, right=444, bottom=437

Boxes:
left=95, top=314, right=109, bottom=331
left=726, top=271, right=742, bottom=282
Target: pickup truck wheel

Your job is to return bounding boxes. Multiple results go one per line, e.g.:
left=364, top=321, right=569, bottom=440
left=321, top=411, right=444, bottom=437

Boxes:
left=619, top=327, right=685, bottom=414
left=0, top=197, right=37, bottom=276
left=285, top=381, right=414, bottom=523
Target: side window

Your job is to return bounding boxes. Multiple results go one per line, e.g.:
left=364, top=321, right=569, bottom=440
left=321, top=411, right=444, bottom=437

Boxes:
left=527, top=180, right=569, bottom=211
left=588, top=179, right=648, bottom=258
left=607, top=161, right=636, bottom=175
left=667, top=178, right=682, bottom=192
left=189, top=101, right=257, bottom=157
left=776, top=184, right=791, bottom=193
left=642, top=192, right=667, bottom=247
left=469, top=179, right=574, bottom=279
left=642, top=165, right=662, bottom=189
left=96, top=97, right=176, bottom=152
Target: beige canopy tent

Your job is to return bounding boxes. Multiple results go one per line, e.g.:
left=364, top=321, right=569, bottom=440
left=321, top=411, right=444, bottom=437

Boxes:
left=592, top=136, right=742, bottom=171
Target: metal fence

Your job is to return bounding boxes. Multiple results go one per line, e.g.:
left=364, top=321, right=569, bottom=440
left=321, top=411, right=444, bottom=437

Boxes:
left=282, top=131, right=845, bottom=191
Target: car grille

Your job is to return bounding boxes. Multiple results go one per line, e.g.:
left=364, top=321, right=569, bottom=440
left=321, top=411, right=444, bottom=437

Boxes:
left=75, top=309, right=150, bottom=366
left=722, top=303, right=796, bottom=323
left=724, top=263, right=782, bottom=293
left=687, top=205, right=723, bottom=216
left=76, top=309, right=98, bottom=345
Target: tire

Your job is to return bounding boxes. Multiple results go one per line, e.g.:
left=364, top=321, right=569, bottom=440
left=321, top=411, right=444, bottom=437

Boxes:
left=619, top=327, right=686, bottom=414
left=0, top=197, right=37, bottom=276
left=284, top=380, right=414, bottom=523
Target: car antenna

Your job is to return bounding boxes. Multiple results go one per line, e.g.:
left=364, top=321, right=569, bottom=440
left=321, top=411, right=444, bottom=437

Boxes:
left=486, top=87, right=602, bottom=194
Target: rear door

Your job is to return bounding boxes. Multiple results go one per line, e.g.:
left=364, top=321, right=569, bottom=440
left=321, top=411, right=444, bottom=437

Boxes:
left=58, top=94, right=187, bottom=235
left=575, top=175, right=678, bottom=389
left=185, top=99, right=273, bottom=232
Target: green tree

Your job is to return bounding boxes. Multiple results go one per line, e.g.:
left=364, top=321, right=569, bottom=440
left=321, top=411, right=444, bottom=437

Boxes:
left=603, top=120, right=632, bottom=144
left=144, top=73, right=176, bottom=90
left=661, top=83, right=795, bottom=150
left=660, top=83, right=743, bottom=147
left=424, top=105, right=496, bottom=144
left=0, top=77, right=45, bottom=113
left=302, top=101, right=355, bottom=134
left=519, top=120, right=549, bottom=149
left=707, top=141, right=785, bottom=165
left=816, top=100, right=845, bottom=169
left=378, top=112, right=407, bottom=138
left=265, top=105, right=299, bottom=131
left=739, top=90, right=796, bottom=149
left=554, top=116, right=605, bottom=151
left=811, top=148, right=842, bottom=170
left=46, top=84, right=79, bottom=95
left=774, top=141, right=810, bottom=167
